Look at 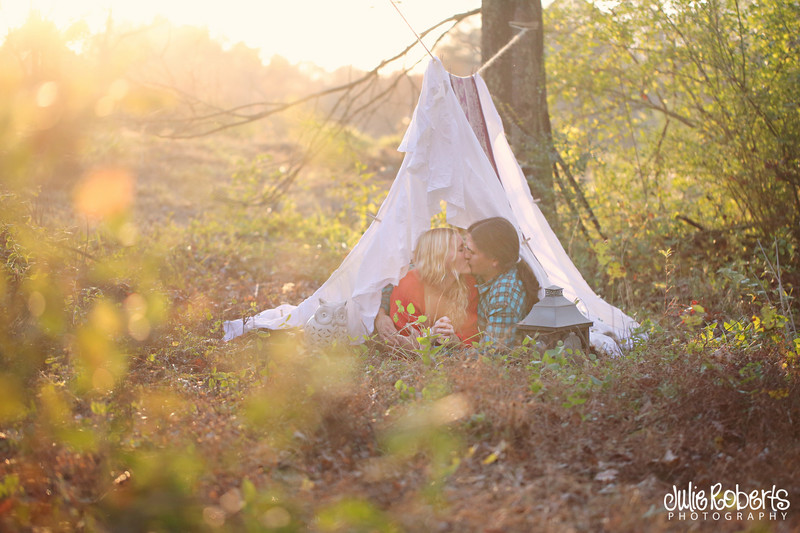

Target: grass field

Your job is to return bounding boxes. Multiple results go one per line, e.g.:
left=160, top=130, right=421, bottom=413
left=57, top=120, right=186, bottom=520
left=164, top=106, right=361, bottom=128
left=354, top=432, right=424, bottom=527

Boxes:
left=1, top=126, right=798, bottom=532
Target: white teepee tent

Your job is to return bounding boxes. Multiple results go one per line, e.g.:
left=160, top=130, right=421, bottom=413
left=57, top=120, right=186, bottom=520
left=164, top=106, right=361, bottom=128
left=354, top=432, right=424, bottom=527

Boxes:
left=223, top=58, right=638, bottom=353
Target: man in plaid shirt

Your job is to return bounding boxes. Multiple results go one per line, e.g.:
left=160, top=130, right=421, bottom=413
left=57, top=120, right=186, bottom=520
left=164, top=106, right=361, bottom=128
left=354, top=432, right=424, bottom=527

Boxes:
left=464, top=217, right=539, bottom=348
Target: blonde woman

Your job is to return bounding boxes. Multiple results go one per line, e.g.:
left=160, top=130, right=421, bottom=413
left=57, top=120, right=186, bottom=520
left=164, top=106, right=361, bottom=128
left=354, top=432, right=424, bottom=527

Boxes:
left=377, top=227, right=479, bottom=347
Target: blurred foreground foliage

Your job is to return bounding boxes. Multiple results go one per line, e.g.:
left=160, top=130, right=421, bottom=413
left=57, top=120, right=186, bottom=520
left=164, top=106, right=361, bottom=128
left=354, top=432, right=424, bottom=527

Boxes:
left=0, top=4, right=799, bottom=532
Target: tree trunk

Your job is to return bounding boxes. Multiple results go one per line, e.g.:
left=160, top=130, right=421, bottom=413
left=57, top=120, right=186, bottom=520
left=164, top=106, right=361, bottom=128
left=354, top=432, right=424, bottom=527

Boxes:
left=481, top=0, right=557, bottom=224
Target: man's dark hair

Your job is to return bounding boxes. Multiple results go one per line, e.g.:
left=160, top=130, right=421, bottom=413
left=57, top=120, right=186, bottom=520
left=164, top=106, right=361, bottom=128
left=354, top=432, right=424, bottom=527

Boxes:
left=468, top=217, right=540, bottom=313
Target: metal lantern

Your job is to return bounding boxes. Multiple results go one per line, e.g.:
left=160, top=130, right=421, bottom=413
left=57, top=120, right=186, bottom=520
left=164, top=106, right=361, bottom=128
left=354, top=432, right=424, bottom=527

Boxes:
left=517, top=285, right=593, bottom=353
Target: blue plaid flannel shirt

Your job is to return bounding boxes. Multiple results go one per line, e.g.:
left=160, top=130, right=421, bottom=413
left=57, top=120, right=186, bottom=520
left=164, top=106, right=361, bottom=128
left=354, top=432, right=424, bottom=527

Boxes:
left=476, top=267, right=526, bottom=346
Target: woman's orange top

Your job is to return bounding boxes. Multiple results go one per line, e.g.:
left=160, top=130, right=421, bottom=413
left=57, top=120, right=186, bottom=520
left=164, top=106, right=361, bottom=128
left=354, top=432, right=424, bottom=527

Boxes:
left=389, top=270, right=479, bottom=346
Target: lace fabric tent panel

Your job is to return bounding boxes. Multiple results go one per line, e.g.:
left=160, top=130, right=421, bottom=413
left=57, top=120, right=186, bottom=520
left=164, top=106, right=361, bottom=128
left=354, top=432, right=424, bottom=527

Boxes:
left=223, top=58, right=638, bottom=352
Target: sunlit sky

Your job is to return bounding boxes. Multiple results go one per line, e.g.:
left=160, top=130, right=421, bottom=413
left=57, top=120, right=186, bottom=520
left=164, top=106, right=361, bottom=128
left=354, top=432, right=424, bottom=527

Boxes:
left=1, top=0, right=490, bottom=71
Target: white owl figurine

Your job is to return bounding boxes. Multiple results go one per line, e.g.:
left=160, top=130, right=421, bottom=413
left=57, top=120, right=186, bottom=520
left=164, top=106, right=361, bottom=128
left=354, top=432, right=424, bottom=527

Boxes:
left=304, top=299, right=348, bottom=346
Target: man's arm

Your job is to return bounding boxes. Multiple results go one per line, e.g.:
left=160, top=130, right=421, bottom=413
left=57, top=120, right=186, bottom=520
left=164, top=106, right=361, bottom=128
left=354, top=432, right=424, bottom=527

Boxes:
left=374, top=283, right=399, bottom=342
left=380, top=284, right=393, bottom=314
left=480, top=278, right=526, bottom=348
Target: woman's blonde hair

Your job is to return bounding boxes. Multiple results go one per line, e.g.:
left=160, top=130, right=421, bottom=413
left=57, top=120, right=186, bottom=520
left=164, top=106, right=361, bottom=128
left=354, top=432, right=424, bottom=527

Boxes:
left=412, top=227, right=469, bottom=329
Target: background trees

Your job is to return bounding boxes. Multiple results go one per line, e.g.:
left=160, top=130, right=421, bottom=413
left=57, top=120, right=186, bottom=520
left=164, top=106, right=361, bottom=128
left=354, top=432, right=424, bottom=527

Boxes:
left=3, top=1, right=797, bottom=311
left=548, top=3, right=798, bottom=233
left=536, top=0, right=799, bottom=309
left=481, top=0, right=558, bottom=223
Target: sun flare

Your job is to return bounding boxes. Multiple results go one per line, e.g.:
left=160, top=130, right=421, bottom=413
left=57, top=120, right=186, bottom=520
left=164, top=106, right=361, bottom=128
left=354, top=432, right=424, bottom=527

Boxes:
left=1, top=0, right=481, bottom=71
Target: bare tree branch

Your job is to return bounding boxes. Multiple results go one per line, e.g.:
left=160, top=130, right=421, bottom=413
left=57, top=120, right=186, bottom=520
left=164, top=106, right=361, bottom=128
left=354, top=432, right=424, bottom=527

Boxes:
left=145, top=8, right=480, bottom=139
left=183, top=8, right=478, bottom=207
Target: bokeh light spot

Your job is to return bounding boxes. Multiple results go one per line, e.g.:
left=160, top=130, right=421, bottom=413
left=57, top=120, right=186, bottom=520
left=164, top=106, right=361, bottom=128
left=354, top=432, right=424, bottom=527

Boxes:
left=124, top=293, right=150, bottom=341
left=123, top=293, right=147, bottom=316
left=95, top=96, right=115, bottom=117
left=128, top=315, right=151, bottom=341
left=90, top=300, right=123, bottom=336
left=118, top=222, right=138, bottom=246
left=28, top=291, right=46, bottom=317
left=220, top=488, right=244, bottom=514
left=261, top=506, right=291, bottom=528
left=74, top=168, right=134, bottom=220
left=109, top=79, right=129, bottom=100
left=92, top=368, right=115, bottom=391
left=36, top=81, right=59, bottom=107
left=431, top=393, right=469, bottom=425
left=202, top=506, right=226, bottom=528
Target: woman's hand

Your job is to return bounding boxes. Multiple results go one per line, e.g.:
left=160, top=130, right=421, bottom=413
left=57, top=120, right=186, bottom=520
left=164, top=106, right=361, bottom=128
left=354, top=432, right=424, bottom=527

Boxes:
left=432, top=316, right=458, bottom=344
left=375, top=308, right=401, bottom=345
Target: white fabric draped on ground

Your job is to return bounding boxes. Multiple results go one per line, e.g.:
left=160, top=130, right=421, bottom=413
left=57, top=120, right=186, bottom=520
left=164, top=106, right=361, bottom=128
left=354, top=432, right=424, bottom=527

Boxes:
left=223, top=58, right=639, bottom=353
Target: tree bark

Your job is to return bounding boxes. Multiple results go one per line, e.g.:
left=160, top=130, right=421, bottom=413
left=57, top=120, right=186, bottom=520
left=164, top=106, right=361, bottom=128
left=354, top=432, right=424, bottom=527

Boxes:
left=481, top=0, right=557, bottom=224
